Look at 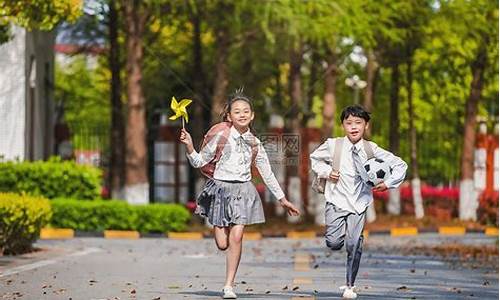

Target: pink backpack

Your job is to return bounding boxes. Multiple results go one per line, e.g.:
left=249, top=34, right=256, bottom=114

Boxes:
left=200, top=122, right=259, bottom=178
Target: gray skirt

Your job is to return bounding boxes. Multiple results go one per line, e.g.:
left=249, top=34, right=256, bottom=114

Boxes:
left=195, top=178, right=265, bottom=227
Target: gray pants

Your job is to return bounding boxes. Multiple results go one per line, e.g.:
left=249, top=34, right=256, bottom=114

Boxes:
left=324, top=202, right=366, bottom=286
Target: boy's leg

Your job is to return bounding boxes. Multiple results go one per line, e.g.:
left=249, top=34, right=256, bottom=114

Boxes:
left=345, top=210, right=366, bottom=287
left=324, top=202, right=348, bottom=250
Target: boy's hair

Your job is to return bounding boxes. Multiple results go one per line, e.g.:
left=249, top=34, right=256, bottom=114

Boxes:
left=220, top=87, right=254, bottom=122
left=340, top=105, right=371, bottom=123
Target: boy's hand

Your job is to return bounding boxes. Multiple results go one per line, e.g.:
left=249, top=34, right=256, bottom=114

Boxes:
left=329, top=170, right=340, bottom=183
left=180, top=128, right=194, bottom=153
left=372, top=182, right=388, bottom=192
left=279, top=198, right=300, bottom=216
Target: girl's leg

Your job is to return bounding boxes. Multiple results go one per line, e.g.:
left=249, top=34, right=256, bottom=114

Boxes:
left=214, top=226, right=230, bottom=250
left=224, top=224, right=244, bottom=287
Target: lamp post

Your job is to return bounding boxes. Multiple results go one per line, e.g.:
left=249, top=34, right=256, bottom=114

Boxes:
left=345, top=75, right=367, bottom=105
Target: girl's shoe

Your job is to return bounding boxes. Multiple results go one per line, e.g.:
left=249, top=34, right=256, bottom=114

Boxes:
left=222, top=286, right=237, bottom=299
left=339, top=285, right=357, bottom=299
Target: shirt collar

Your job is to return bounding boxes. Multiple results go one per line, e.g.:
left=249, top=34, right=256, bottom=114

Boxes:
left=344, top=136, right=363, bottom=152
left=230, top=125, right=251, bottom=140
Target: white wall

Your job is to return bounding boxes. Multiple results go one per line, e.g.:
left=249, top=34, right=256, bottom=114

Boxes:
left=0, top=26, right=26, bottom=160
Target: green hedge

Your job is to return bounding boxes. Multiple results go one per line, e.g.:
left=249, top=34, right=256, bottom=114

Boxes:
left=0, top=157, right=101, bottom=200
left=0, top=193, right=52, bottom=255
left=50, top=199, right=191, bottom=232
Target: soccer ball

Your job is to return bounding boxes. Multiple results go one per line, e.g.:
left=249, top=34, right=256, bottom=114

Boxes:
left=363, top=158, right=391, bottom=187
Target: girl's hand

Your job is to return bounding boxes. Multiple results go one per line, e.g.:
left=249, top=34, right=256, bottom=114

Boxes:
left=279, top=198, right=300, bottom=216
left=372, top=182, right=388, bottom=192
left=180, top=128, right=194, bottom=153
left=329, top=170, right=340, bottom=183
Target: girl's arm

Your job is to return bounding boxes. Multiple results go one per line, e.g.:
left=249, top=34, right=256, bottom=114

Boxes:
left=254, top=144, right=285, bottom=200
left=310, top=139, right=334, bottom=178
left=180, top=128, right=221, bottom=168
left=254, top=144, right=300, bottom=216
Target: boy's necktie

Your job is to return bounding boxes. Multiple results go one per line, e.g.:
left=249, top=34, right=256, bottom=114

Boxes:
left=351, top=145, right=364, bottom=185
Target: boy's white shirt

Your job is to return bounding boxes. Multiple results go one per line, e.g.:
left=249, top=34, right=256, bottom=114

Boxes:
left=186, top=125, right=285, bottom=200
left=310, top=136, right=408, bottom=214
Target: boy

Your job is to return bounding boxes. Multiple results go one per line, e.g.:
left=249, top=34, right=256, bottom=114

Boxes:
left=310, top=105, right=407, bottom=299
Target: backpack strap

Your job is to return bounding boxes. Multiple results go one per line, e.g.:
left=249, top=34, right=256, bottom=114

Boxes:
left=332, top=138, right=344, bottom=172
left=363, top=140, right=374, bottom=160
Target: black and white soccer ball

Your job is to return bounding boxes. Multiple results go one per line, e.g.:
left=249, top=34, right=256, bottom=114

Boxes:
left=363, top=158, right=391, bottom=187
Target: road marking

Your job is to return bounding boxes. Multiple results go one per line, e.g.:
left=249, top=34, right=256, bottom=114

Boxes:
left=390, top=227, right=418, bottom=236
left=293, top=277, right=313, bottom=284
left=485, top=227, right=499, bottom=236
left=167, top=232, right=203, bottom=240
left=40, top=228, right=74, bottom=239
left=244, top=232, right=262, bottom=240
left=294, top=252, right=311, bottom=271
left=104, top=230, right=140, bottom=239
left=438, top=226, right=466, bottom=235
left=0, top=247, right=102, bottom=278
left=287, top=231, right=316, bottom=239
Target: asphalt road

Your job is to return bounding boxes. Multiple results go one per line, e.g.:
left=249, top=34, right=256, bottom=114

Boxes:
left=0, top=234, right=498, bottom=300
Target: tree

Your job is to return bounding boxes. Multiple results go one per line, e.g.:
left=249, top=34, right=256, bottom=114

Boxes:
left=0, top=0, right=82, bottom=43
left=122, top=0, right=154, bottom=204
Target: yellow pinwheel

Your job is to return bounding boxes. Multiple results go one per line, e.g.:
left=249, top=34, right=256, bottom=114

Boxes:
left=169, top=96, right=192, bottom=128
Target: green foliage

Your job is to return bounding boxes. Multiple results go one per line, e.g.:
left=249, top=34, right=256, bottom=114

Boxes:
left=0, top=0, right=82, bottom=30
left=0, top=193, right=52, bottom=255
left=0, top=157, right=102, bottom=200
left=49, top=199, right=191, bottom=233
left=0, top=0, right=82, bottom=44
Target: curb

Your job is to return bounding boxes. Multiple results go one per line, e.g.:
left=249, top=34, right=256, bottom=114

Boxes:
left=39, top=226, right=499, bottom=240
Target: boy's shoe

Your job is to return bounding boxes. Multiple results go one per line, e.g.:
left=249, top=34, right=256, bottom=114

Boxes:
left=222, top=286, right=237, bottom=299
left=339, top=285, right=357, bottom=299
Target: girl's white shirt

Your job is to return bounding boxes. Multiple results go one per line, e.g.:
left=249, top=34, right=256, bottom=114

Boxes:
left=187, top=125, right=285, bottom=200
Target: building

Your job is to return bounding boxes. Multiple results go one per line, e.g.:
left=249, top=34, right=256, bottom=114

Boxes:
left=0, top=26, right=56, bottom=161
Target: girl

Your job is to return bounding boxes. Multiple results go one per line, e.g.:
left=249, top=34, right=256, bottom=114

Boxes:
left=179, top=90, right=300, bottom=299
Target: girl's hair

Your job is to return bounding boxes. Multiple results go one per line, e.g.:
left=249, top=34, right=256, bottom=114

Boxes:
left=340, top=105, right=371, bottom=123
left=220, top=87, right=254, bottom=122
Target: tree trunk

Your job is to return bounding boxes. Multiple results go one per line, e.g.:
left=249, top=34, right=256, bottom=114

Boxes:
left=322, top=51, right=337, bottom=140
left=108, top=0, right=125, bottom=200
left=188, top=5, right=208, bottom=201
left=288, top=44, right=303, bottom=136
left=123, top=0, right=149, bottom=204
left=210, top=25, right=230, bottom=124
left=407, top=56, right=424, bottom=219
left=387, top=64, right=401, bottom=215
left=460, top=45, right=487, bottom=220
left=303, top=49, right=319, bottom=127
left=363, top=49, right=379, bottom=139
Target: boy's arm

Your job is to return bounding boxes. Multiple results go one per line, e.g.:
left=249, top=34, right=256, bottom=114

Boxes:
left=185, top=132, right=222, bottom=168
left=372, top=143, right=408, bottom=189
left=310, top=139, right=334, bottom=178
left=254, top=144, right=285, bottom=200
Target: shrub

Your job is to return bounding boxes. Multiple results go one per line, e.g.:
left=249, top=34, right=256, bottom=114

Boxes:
left=0, top=193, right=52, bottom=255
left=50, top=199, right=191, bottom=232
left=0, top=157, right=101, bottom=200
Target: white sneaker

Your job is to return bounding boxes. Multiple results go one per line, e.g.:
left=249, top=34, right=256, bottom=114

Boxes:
left=222, top=286, right=237, bottom=299
left=340, top=285, right=357, bottom=299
